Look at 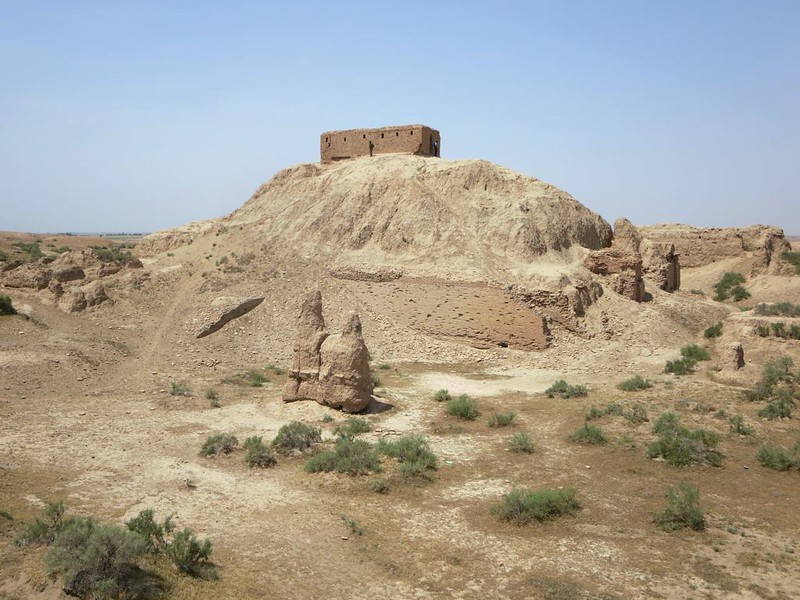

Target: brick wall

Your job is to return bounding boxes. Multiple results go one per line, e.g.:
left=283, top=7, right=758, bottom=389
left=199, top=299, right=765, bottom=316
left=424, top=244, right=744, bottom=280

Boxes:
left=320, top=125, right=440, bottom=163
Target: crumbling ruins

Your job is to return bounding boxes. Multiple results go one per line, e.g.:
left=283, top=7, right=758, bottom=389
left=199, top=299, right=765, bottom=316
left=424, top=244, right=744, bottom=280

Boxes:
left=320, top=124, right=440, bottom=163
left=282, top=290, right=373, bottom=413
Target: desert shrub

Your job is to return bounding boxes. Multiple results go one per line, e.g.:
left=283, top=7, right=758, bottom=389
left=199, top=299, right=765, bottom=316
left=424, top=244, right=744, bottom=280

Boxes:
left=370, top=479, right=390, bottom=494
left=545, top=380, right=588, bottom=399
left=334, top=417, right=372, bottom=440
left=624, top=403, right=649, bottom=424
left=681, top=344, right=711, bottom=362
left=647, top=413, right=723, bottom=467
left=13, top=241, right=43, bottom=258
left=728, top=415, right=754, bottom=436
left=508, top=432, right=534, bottom=453
left=304, top=438, right=382, bottom=476
left=492, top=487, right=580, bottom=525
left=371, top=372, right=382, bottom=387
left=585, top=406, right=605, bottom=421
left=446, top=394, right=479, bottom=420
left=704, top=322, right=723, bottom=338
left=264, top=363, right=285, bottom=375
left=15, top=500, right=66, bottom=547
left=377, top=362, right=391, bottom=370
left=757, top=441, right=800, bottom=471
left=655, top=482, right=706, bottom=532
left=199, top=433, right=238, bottom=457
left=757, top=395, right=795, bottom=420
left=322, top=414, right=334, bottom=423
left=244, top=436, right=276, bottom=468
left=377, top=434, right=437, bottom=476
left=91, top=245, right=134, bottom=265
left=713, top=271, right=749, bottom=302
left=246, top=369, right=268, bottom=387
left=754, top=302, right=800, bottom=317
left=271, top=421, right=322, bottom=454
left=45, top=517, right=153, bottom=599
left=205, top=388, right=220, bottom=408
left=125, top=509, right=174, bottom=554
left=0, top=294, right=16, bottom=316
left=619, top=375, right=653, bottom=391
left=433, top=389, right=452, bottom=402
left=782, top=250, right=800, bottom=274
left=570, top=423, right=607, bottom=445
left=689, top=289, right=705, bottom=295
left=757, top=324, right=771, bottom=337
left=170, top=381, right=190, bottom=396
left=665, top=357, right=696, bottom=375
left=488, top=412, right=517, bottom=427
left=165, top=528, right=216, bottom=578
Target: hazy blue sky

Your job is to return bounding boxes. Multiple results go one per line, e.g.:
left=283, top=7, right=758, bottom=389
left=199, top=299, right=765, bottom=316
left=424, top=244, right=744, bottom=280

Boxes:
left=1, top=1, right=798, bottom=234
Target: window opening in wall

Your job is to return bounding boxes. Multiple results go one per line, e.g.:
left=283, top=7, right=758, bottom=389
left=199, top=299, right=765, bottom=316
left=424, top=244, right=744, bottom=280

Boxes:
left=410, top=131, right=413, bottom=135
left=363, top=134, right=366, bottom=138
left=325, top=137, right=328, bottom=142
left=344, top=137, right=346, bottom=141
left=396, top=131, right=399, bottom=136
left=381, top=133, right=384, bottom=138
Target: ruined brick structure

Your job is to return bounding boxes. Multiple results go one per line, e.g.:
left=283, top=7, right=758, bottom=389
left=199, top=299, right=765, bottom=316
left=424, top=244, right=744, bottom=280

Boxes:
left=320, top=125, right=440, bottom=163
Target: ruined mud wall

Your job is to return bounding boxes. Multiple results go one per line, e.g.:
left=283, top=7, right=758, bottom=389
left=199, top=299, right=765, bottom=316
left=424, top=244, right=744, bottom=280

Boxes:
left=320, top=125, right=440, bottom=163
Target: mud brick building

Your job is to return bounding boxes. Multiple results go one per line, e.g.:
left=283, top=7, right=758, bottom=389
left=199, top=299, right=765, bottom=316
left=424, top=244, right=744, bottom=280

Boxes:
left=320, top=125, right=440, bottom=163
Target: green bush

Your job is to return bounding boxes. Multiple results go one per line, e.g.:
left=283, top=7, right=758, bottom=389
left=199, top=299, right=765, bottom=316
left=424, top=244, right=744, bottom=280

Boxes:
left=703, top=322, right=723, bottom=338
left=570, top=423, right=607, bottom=445
left=713, top=272, right=749, bottom=302
left=271, top=421, right=322, bottom=454
left=754, top=302, right=800, bottom=317
left=205, top=388, right=220, bottom=408
left=757, top=324, right=771, bottom=337
left=91, top=245, right=135, bottom=265
left=377, top=434, right=437, bottom=477
left=747, top=356, right=795, bottom=402
left=125, top=509, right=174, bottom=554
left=782, top=250, right=800, bottom=274
left=757, top=395, right=795, bottom=420
left=681, top=344, right=711, bottom=362
left=264, top=363, right=285, bottom=375
left=757, top=441, right=800, bottom=471
left=46, top=517, right=153, bottom=599
left=377, top=362, right=391, bottom=370
left=728, top=415, right=754, bottom=436
left=619, top=375, right=653, bottom=391
left=246, top=369, right=269, bottom=387
left=170, top=381, right=190, bottom=396
left=508, top=432, right=534, bottom=453
left=13, top=241, right=43, bottom=258
left=334, top=417, right=372, bottom=440
left=492, top=487, right=580, bottom=525
left=370, top=478, right=390, bottom=494
left=665, top=357, right=696, bottom=375
left=655, top=482, right=706, bottom=532
left=165, top=528, right=216, bottom=578
left=0, top=294, right=16, bottom=316
left=488, top=412, right=517, bottom=427
left=199, top=433, right=238, bottom=457
left=244, top=436, right=276, bottom=468
left=433, top=389, right=452, bottom=402
left=624, top=403, right=649, bottom=424
left=304, top=438, right=382, bottom=476
left=545, top=380, right=588, bottom=399
left=647, top=412, right=723, bottom=467
left=371, top=372, right=382, bottom=387
left=15, top=500, right=66, bottom=547
left=446, top=394, right=479, bottom=420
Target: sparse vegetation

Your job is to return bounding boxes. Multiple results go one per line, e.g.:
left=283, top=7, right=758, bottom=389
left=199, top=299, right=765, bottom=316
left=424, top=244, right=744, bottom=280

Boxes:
left=728, top=415, right=754, bottom=436
left=492, top=487, right=580, bottom=525
left=334, top=417, right=372, bottom=440
left=199, top=433, right=239, bottom=457
left=647, top=412, right=723, bottom=467
left=205, top=388, right=220, bottom=407
left=625, top=403, right=650, bottom=424
left=13, top=241, right=43, bottom=258
left=746, top=356, right=797, bottom=419
left=757, top=441, right=800, bottom=471
left=689, top=289, right=705, bottom=295
left=271, top=421, right=322, bottom=454
left=244, top=436, right=277, bottom=468
left=125, top=509, right=174, bottom=553
left=91, top=245, right=135, bottom=265
left=165, top=528, right=216, bottom=578
left=376, top=434, right=437, bottom=477
left=488, top=411, right=517, bottom=427
left=754, top=301, right=800, bottom=317
left=619, top=375, right=653, bottom=391
left=570, top=423, right=607, bottom=445
left=545, top=380, right=588, bottom=399
left=341, top=514, right=365, bottom=536
left=0, top=294, right=16, bottom=316
left=508, top=432, right=534, bottom=453
left=681, top=344, right=711, bottom=362
left=15, top=500, right=66, bottom=547
left=665, top=357, right=696, bottom=375
left=446, top=394, right=479, bottom=420
left=377, top=362, right=391, bottom=370
left=704, top=322, right=723, bottom=338
left=370, top=478, right=390, bottom=494
left=713, top=271, right=750, bottom=302
left=655, top=482, right=706, bottom=532
left=304, top=437, right=382, bottom=475
left=246, top=368, right=269, bottom=387
left=433, top=389, right=452, bottom=402
left=170, top=381, right=191, bottom=396
left=753, top=321, right=800, bottom=340
left=782, top=250, right=800, bottom=274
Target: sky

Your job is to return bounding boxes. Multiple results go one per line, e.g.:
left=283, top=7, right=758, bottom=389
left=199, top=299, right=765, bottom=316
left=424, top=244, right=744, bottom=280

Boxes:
left=1, top=1, right=798, bottom=234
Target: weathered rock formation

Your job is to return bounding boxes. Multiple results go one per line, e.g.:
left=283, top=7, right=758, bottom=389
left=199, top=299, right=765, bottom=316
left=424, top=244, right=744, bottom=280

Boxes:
left=584, top=248, right=644, bottom=302
left=612, top=219, right=680, bottom=292
left=59, top=281, right=109, bottom=313
left=195, top=297, right=265, bottom=338
left=637, top=224, right=790, bottom=272
left=283, top=291, right=373, bottom=412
